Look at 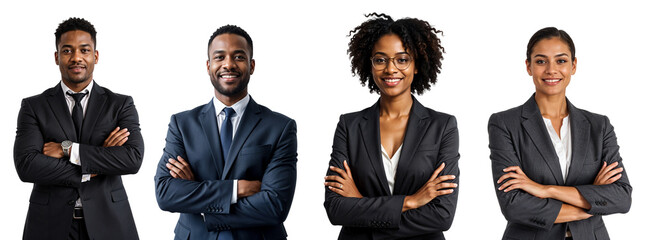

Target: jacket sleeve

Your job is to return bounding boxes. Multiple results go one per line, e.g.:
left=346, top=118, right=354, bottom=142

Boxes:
left=575, top=116, right=632, bottom=215
left=79, top=96, right=144, bottom=175
left=489, top=113, right=562, bottom=230
left=155, top=114, right=234, bottom=214
left=324, top=115, right=406, bottom=229
left=203, top=119, right=298, bottom=231
left=14, top=98, right=82, bottom=188
left=375, top=115, right=460, bottom=238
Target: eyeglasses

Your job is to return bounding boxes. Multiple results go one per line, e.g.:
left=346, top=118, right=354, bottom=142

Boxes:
left=370, top=53, right=412, bottom=71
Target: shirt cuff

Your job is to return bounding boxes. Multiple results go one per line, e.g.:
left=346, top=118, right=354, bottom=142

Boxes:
left=69, top=143, right=81, bottom=165
left=231, top=179, right=238, bottom=204
left=82, top=174, right=91, bottom=182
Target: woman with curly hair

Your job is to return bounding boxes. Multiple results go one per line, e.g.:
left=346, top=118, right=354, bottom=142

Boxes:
left=324, top=13, right=459, bottom=239
left=489, top=27, right=632, bottom=239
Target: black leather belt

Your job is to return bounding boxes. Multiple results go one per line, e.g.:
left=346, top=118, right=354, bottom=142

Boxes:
left=73, top=207, right=84, bottom=219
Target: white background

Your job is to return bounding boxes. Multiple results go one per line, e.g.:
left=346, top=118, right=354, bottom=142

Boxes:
left=1, top=0, right=658, bottom=239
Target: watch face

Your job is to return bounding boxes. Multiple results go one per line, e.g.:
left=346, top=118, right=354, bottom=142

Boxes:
left=62, top=140, right=72, bottom=148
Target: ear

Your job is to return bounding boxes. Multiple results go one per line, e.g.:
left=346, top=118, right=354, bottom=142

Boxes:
left=571, top=57, right=577, bottom=75
left=94, top=50, right=99, bottom=64
left=206, top=60, right=210, bottom=75
left=249, top=59, right=255, bottom=75
left=54, top=51, right=59, bottom=65
left=525, top=59, right=532, bottom=76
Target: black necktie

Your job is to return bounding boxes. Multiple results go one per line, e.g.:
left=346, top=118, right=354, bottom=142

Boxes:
left=221, top=107, right=235, bottom=161
left=67, top=92, right=87, bottom=138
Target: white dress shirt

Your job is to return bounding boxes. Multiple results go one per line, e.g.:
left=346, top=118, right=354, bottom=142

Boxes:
left=381, top=144, right=403, bottom=194
left=61, top=80, right=94, bottom=208
left=542, top=116, right=572, bottom=182
left=61, top=81, right=93, bottom=183
left=213, top=94, right=250, bottom=204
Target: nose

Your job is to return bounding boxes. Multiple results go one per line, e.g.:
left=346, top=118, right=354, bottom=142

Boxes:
left=222, top=58, right=237, bottom=70
left=71, top=50, right=83, bottom=62
left=545, top=61, right=558, bottom=74
left=385, top=58, right=398, bottom=74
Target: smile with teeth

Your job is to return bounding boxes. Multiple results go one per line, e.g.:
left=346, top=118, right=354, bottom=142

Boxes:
left=383, top=78, right=402, bottom=82
left=220, top=73, right=239, bottom=79
left=543, top=79, right=561, bottom=83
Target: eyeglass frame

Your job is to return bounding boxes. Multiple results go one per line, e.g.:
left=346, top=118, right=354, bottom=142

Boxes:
left=370, top=53, right=413, bottom=71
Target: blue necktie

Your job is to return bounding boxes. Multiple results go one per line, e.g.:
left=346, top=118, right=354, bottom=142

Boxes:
left=218, top=107, right=235, bottom=240
left=221, top=107, right=235, bottom=161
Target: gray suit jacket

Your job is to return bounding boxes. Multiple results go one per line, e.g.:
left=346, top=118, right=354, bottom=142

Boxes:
left=488, top=95, right=632, bottom=240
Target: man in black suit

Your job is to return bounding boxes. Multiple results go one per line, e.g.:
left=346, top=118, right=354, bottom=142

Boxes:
left=13, top=17, right=143, bottom=240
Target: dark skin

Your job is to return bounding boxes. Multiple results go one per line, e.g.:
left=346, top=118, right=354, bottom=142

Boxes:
left=166, top=33, right=260, bottom=199
left=325, top=34, right=457, bottom=212
left=43, top=31, right=129, bottom=178
left=43, top=127, right=130, bottom=177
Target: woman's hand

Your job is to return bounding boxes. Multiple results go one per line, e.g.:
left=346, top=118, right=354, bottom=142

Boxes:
left=325, top=160, right=363, bottom=198
left=403, top=163, right=457, bottom=212
left=498, top=166, right=549, bottom=198
left=593, top=161, right=623, bottom=185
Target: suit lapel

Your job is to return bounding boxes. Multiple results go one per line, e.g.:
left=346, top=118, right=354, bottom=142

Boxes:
left=393, top=97, right=430, bottom=194
left=80, top=83, right=107, bottom=143
left=359, top=101, right=390, bottom=195
left=45, top=84, right=77, bottom=141
left=520, top=95, right=564, bottom=185
left=564, top=100, right=590, bottom=185
left=199, top=100, right=224, bottom=179
left=222, top=98, right=262, bottom=179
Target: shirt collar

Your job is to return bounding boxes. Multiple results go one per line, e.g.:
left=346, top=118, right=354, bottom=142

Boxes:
left=213, top=94, right=250, bottom=118
left=61, top=80, right=94, bottom=95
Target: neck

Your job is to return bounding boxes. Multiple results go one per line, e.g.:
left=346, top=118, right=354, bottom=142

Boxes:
left=64, top=79, right=92, bottom=93
left=215, top=90, right=248, bottom=106
left=379, top=93, right=413, bottom=118
left=535, top=92, right=568, bottom=118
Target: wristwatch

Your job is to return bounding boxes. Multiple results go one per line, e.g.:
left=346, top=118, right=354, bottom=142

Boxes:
left=61, top=140, right=73, bottom=157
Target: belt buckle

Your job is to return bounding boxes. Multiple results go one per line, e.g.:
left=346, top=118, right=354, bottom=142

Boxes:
left=73, top=207, right=84, bottom=219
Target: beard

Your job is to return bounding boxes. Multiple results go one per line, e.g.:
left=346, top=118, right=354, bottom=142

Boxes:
left=210, top=75, right=249, bottom=97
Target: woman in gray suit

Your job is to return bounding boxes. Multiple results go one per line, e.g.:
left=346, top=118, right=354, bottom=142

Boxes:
left=489, top=27, right=632, bottom=240
left=323, top=13, right=459, bottom=239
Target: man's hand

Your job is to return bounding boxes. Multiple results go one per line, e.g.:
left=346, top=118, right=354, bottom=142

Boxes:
left=237, top=180, right=261, bottom=198
left=43, top=142, right=64, bottom=158
left=167, top=156, right=195, bottom=181
left=103, top=127, right=130, bottom=147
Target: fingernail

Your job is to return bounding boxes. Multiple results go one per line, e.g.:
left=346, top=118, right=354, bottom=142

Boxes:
left=449, top=189, right=454, bottom=193
left=450, top=175, right=456, bottom=179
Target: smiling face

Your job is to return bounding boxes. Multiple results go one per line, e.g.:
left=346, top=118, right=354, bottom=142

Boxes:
left=526, top=37, right=576, bottom=98
left=371, top=34, right=417, bottom=98
left=55, top=30, right=98, bottom=87
left=207, top=33, right=254, bottom=102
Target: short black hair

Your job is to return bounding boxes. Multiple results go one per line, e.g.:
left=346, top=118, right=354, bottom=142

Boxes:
left=55, top=17, right=97, bottom=49
left=526, top=27, right=575, bottom=62
left=208, top=25, right=254, bottom=58
left=348, top=13, right=444, bottom=95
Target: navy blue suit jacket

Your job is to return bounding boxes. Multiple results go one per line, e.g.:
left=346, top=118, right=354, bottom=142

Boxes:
left=489, top=95, right=632, bottom=240
left=155, top=97, right=297, bottom=240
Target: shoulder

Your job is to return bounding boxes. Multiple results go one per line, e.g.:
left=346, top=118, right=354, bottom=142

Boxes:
left=570, top=105, right=610, bottom=127
left=172, top=103, right=208, bottom=120
left=254, top=103, right=296, bottom=127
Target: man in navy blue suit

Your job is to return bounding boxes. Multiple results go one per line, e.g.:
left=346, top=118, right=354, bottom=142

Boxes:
left=155, top=25, right=297, bottom=240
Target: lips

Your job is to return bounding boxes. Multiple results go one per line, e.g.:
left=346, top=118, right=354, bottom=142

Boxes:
left=219, top=72, right=240, bottom=82
left=68, top=65, right=86, bottom=73
left=382, top=77, right=402, bottom=87
left=542, top=78, right=562, bottom=86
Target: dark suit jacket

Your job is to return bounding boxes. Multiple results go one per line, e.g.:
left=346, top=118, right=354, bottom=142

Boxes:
left=488, top=95, right=632, bottom=240
left=155, top=97, right=297, bottom=240
left=324, top=97, right=460, bottom=240
left=14, top=82, right=143, bottom=240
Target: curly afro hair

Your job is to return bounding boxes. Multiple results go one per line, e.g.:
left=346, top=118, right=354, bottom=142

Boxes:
left=55, top=17, right=97, bottom=49
left=348, top=13, right=444, bottom=95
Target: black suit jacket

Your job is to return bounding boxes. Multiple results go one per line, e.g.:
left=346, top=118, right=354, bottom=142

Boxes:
left=14, top=82, right=143, bottom=240
left=488, top=95, right=632, bottom=240
left=155, top=97, right=297, bottom=240
left=324, top=97, right=460, bottom=240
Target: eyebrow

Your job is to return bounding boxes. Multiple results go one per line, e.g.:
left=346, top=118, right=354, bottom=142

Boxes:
left=373, top=51, right=409, bottom=56
left=212, top=49, right=248, bottom=55
left=533, top=53, right=569, bottom=58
